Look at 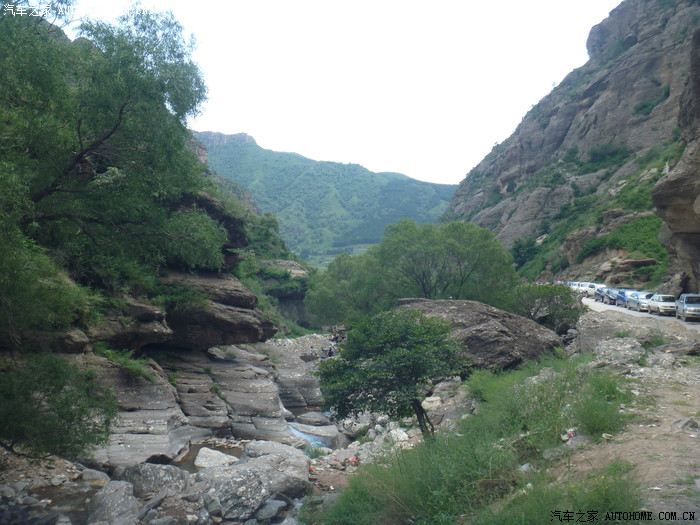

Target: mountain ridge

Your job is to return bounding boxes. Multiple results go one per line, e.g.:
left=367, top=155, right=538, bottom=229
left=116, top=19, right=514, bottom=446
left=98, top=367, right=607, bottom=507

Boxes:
left=196, top=131, right=456, bottom=267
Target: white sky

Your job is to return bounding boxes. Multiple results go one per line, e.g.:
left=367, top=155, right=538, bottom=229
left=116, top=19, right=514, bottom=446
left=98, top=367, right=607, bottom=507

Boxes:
left=69, top=0, right=622, bottom=185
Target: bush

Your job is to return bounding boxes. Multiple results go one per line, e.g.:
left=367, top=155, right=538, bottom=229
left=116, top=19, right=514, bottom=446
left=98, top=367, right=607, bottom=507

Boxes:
left=511, top=284, right=582, bottom=334
left=0, top=353, right=117, bottom=458
left=306, top=355, right=638, bottom=524
left=94, top=342, right=155, bottom=382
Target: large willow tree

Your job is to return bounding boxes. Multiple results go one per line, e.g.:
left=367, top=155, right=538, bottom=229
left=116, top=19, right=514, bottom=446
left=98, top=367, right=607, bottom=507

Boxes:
left=0, top=2, right=227, bottom=344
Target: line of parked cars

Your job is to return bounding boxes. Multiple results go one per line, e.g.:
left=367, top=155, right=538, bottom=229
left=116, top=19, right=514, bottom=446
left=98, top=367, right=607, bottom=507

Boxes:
left=565, top=281, right=700, bottom=321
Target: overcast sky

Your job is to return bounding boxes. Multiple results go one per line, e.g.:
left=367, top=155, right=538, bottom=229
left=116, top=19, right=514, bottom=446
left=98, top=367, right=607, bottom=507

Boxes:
left=70, top=0, right=622, bottom=185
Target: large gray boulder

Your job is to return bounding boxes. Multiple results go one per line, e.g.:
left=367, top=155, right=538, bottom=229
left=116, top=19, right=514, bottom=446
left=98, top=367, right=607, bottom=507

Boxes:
left=196, top=465, right=269, bottom=520
left=118, top=463, right=191, bottom=499
left=240, top=440, right=311, bottom=498
left=397, top=298, right=562, bottom=370
left=83, top=481, right=140, bottom=525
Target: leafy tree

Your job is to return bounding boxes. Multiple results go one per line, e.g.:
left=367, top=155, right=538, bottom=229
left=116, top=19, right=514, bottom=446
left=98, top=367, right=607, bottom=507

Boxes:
left=0, top=6, right=226, bottom=295
left=511, top=284, right=582, bottom=334
left=0, top=353, right=118, bottom=458
left=316, top=309, right=462, bottom=437
left=305, top=252, right=391, bottom=325
left=510, top=237, right=539, bottom=269
left=306, top=220, right=518, bottom=325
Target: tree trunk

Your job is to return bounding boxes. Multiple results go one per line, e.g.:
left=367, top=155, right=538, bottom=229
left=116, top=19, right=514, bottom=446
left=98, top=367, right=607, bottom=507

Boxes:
left=411, top=398, right=435, bottom=439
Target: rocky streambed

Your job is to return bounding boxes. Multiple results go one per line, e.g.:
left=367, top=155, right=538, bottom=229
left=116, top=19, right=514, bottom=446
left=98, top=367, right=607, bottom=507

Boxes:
left=2, top=301, right=699, bottom=524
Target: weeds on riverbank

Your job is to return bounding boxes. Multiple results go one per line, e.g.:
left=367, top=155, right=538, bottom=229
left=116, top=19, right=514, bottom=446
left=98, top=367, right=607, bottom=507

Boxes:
left=301, top=353, right=641, bottom=524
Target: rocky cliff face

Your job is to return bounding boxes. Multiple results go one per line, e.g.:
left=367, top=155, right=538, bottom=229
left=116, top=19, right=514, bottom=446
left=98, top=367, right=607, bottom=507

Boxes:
left=652, top=28, right=700, bottom=294
left=446, top=0, right=699, bottom=284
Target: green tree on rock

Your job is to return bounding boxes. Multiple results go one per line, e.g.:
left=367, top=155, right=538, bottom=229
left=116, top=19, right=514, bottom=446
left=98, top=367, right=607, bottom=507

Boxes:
left=316, top=309, right=462, bottom=437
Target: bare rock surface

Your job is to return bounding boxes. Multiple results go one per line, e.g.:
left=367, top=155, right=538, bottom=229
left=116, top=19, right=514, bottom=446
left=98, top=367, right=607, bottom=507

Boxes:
left=397, top=298, right=562, bottom=369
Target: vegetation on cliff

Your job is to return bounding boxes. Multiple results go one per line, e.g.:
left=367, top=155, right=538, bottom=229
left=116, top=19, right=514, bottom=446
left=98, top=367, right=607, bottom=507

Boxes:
left=0, top=3, right=298, bottom=454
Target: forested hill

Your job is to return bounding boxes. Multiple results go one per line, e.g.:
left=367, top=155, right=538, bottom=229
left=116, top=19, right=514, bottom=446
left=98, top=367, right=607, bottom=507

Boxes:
left=197, top=131, right=457, bottom=267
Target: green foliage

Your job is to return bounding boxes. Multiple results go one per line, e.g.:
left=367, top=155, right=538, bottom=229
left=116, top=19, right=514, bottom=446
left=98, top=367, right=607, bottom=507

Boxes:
left=510, top=237, right=539, bottom=269
left=198, top=133, right=457, bottom=267
left=576, top=216, right=667, bottom=263
left=511, top=284, right=583, bottom=334
left=306, top=220, right=518, bottom=325
left=578, top=144, right=631, bottom=174
left=316, top=309, right=462, bottom=436
left=94, top=342, right=155, bottom=382
left=0, top=6, right=227, bottom=300
left=0, top=353, right=118, bottom=458
left=307, top=355, right=639, bottom=524
left=573, top=370, right=633, bottom=441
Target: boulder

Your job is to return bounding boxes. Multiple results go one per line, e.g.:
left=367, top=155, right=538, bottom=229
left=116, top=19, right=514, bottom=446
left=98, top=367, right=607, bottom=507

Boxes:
left=118, top=463, right=191, bottom=499
left=397, top=298, right=562, bottom=370
left=83, top=481, right=140, bottom=525
left=240, top=440, right=311, bottom=498
left=194, top=447, right=239, bottom=468
left=197, top=465, right=269, bottom=520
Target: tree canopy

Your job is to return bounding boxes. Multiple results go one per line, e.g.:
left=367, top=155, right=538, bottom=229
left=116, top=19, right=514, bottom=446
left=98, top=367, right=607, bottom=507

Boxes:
left=0, top=5, right=230, bottom=345
left=305, top=219, right=518, bottom=325
left=316, top=309, right=462, bottom=437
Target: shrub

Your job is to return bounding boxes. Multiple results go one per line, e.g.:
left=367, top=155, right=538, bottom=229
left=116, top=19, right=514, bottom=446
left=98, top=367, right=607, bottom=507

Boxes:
left=94, top=342, right=155, bottom=382
left=305, top=356, right=638, bottom=524
left=511, top=284, right=582, bottom=334
left=0, top=353, right=117, bottom=458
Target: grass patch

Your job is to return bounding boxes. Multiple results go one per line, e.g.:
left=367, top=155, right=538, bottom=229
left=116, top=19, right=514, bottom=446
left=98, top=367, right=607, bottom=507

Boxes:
left=94, top=342, right=154, bottom=382
left=641, top=330, right=667, bottom=350
left=303, top=355, right=639, bottom=524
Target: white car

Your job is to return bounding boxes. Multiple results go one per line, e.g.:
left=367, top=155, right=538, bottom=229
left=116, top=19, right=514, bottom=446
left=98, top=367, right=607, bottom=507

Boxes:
left=648, top=294, right=676, bottom=316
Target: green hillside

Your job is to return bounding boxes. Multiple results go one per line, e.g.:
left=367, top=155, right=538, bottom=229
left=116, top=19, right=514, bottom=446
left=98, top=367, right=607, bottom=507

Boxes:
left=197, top=132, right=457, bottom=267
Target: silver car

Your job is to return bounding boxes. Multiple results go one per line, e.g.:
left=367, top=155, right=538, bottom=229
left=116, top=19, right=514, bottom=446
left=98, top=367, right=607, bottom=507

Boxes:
left=676, top=293, right=700, bottom=322
left=648, top=294, right=676, bottom=316
left=626, top=292, right=653, bottom=311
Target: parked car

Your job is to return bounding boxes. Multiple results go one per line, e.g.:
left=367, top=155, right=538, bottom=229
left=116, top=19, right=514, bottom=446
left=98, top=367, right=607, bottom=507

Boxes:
left=676, top=293, right=700, bottom=321
left=603, top=288, right=619, bottom=305
left=576, top=282, right=592, bottom=294
left=594, top=287, right=608, bottom=302
left=626, top=291, right=654, bottom=311
left=585, top=283, right=606, bottom=298
left=615, top=289, right=637, bottom=307
left=648, top=294, right=676, bottom=316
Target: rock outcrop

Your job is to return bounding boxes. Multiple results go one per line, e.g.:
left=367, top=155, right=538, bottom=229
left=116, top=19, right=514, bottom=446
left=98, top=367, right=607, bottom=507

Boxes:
left=162, top=272, right=277, bottom=350
left=446, top=0, right=700, bottom=284
left=652, top=28, right=700, bottom=295
left=396, top=298, right=562, bottom=370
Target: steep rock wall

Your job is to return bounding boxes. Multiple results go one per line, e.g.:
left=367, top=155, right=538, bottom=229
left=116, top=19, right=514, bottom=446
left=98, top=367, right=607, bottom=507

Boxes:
left=652, top=28, right=700, bottom=294
left=447, top=0, right=699, bottom=250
